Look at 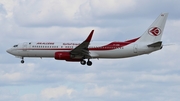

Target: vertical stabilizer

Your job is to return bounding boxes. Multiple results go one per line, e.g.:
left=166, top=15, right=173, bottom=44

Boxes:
left=136, top=13, right=168, bottom=43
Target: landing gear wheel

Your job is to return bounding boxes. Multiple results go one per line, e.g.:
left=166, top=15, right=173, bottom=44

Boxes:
left=21, top=57, right=24, bottom=64
left=21, top=60, right=24, bottom=64
left=87, top=61, right=92, bottom=66
left=80, top=60, right=86, bottom=65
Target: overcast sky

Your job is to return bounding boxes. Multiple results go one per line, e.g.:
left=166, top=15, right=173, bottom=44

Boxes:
left=0, top=0, right=180, bottom=101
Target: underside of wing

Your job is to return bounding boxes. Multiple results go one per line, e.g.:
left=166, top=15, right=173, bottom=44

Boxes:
left=70, top=30, right=94, bottom=59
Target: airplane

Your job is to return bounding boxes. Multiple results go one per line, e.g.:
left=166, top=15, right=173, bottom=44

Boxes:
left=6, top=13, right=168, bottom=66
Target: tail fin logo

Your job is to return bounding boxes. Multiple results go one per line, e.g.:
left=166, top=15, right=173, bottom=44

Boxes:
left=148, top=27, right=161, bottom=36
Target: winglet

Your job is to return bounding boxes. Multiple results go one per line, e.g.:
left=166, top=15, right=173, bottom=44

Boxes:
left=85, top=30, right=94, bottom=42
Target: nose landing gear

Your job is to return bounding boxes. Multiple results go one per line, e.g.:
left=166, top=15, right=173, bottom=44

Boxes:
left=21, top=57, right=24, bottom=64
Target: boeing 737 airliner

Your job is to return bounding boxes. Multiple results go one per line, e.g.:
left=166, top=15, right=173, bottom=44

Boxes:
left=7, top=13, right=168, bottom=66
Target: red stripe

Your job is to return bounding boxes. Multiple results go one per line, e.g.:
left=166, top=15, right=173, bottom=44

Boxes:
left=89, top=37, right=139, bottom=51
left=16, top=38, right=139, bottom=51
left=125, top=37, right=140, bottom=43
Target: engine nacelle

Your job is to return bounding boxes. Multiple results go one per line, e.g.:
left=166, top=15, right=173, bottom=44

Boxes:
left=54, top=52, right=71, bottom=60
left=55, top=52, right=84, bottom=62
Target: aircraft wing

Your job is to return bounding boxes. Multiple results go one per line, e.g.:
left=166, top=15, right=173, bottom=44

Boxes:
left=70, top=30, right=94, bottom=59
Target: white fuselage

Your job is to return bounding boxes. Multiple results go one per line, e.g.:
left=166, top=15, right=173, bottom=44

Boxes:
left=6, top=41, right=160, bottom=59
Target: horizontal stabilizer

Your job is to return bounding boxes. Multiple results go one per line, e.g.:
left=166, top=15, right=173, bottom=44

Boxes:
left=147, top=41, right=162, bottom=47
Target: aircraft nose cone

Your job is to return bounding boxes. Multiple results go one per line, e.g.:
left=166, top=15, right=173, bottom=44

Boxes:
left=6, top=49, right=12, bottom=54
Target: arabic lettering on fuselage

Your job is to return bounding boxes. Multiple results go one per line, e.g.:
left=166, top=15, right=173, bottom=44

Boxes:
left=63, top=43, right=80, bottom=45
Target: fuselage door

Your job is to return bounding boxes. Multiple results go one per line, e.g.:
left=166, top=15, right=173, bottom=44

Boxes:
left=20, top=42, right=29, bottom=57
left=23, top=42, right=28, bottom=51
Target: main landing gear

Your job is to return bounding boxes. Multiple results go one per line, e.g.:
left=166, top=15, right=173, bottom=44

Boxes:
left=80, top=59, right=92, bottom=66
left=21, top=57, right=24, bottom=64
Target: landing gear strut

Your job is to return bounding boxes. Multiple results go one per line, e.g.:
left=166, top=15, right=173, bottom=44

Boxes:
left=80, top=59, right=92, bottom=66
left=21, top=57, right=24, bottom=64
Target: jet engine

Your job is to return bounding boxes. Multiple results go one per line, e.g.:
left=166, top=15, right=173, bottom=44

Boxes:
left=54, top=52, right=82, bottom=62
left=54, top=52, right=71, bottom=60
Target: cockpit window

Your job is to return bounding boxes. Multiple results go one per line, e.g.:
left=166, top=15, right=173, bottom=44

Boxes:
left=13, top=45, right=18, bottom=47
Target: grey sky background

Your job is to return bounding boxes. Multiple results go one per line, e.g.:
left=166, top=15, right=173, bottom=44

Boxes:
left=0, top=0, right=180, bottom=101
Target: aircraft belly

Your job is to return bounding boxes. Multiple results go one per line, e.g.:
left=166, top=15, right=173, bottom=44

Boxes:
left=27, top=50, right=56, bottom=57
left=15, top=50, right=28, bottom=57
left=91, top=48, right=135, bottom=58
